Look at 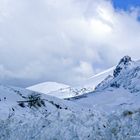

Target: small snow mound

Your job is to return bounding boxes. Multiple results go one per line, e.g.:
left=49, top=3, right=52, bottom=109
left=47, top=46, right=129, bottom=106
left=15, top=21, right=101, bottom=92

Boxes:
left=27, top=82, right=70, bottom=94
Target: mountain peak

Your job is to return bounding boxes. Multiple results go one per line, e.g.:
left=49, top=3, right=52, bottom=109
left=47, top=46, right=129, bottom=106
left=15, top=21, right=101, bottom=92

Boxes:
left=118, top=55, right=132, bottom=65
left=113, top=56, right=132, bottom=77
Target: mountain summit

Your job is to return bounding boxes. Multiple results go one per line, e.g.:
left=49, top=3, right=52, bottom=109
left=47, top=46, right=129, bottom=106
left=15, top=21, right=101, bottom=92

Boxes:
left=113, top=55, right=132, bottom=77
left=118, top=55, right=132, bottom=65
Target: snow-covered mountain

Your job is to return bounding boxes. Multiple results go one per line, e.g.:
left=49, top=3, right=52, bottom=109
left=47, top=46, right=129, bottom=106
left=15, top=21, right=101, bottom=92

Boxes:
left=2, top=56, right=140, bottom=139
left=95, top=56, right=140, bottom=93
left=27, top=67, right=114, bottom=99
left=70, top=56, right=140, bottom=111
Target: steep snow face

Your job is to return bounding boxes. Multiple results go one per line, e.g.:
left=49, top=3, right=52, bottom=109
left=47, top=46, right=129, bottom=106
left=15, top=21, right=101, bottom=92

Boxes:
left=80, top=66, right=114, bottom=91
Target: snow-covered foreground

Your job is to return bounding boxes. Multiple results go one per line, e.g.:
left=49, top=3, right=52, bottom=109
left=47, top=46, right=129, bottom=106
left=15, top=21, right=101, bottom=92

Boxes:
left=1, top=56, right=140, bottom=139
left=1, top=84, right=140, bottom=140
left=0, top=85, right=108, bottom=140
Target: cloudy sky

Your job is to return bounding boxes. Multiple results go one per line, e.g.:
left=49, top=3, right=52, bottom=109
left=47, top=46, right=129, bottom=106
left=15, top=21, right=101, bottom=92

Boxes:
left=0, top=0, right=140, bottom=87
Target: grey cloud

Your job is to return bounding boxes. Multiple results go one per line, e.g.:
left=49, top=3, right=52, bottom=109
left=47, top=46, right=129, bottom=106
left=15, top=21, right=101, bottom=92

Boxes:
left=0, top=0, right=140, bottom=87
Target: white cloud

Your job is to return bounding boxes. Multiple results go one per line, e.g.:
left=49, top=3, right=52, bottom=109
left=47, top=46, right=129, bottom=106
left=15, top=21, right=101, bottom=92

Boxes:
left=0, top=0, right=140, bottom=87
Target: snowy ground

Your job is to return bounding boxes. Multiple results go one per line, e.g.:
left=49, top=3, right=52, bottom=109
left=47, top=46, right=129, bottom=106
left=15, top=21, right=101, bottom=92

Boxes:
left=1, top=84, right=140, bottom=140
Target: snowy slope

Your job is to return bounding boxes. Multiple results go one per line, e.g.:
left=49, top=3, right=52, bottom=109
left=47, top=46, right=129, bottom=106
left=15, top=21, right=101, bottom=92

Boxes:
left=1, top=82, right=140, bottom=140
left=80, top=66, right=114, bottom=91
left=0, top=84, right=112, bottom=140
left=27, top=82, right=89, bottom=99
left=0, top=84, right=71, bottom=119
left=27, top=82, right=86, bottom=99
left=27, top=82, right=69, bottom=94
left=27, top=67, right=114, bottom=99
